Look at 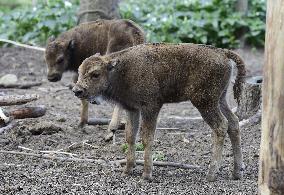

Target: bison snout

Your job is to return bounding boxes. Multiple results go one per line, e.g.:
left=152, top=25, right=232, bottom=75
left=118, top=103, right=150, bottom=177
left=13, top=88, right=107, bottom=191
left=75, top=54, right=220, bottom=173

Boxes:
left=72, top=85, right=86, bottom=98
left=47, top=73, right=62, bottom=82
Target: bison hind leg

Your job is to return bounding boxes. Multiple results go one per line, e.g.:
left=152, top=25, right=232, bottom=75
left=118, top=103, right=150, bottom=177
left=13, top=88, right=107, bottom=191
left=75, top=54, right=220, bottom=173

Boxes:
left=219, top=90, right=244, bottom=180
left=197, top=104, right=228, bottom=182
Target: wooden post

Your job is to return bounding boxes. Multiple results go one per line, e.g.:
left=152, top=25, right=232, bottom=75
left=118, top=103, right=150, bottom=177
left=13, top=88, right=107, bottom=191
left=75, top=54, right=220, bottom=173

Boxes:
left=258, top=0, right=284, bottom=194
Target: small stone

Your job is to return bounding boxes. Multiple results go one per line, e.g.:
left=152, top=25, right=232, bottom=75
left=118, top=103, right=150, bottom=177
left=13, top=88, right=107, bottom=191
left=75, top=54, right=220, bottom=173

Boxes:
left=0, top=138, right=10, bottom=146
left=29, top=122, right=63, bottom=135
left=0, top=74, right=18, bottom=86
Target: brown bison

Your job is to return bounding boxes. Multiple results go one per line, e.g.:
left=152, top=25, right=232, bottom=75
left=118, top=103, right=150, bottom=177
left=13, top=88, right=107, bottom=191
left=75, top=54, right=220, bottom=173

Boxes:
left=73, top=43, right=246, bottom=181
left=45, top=19, right=145, bottom=139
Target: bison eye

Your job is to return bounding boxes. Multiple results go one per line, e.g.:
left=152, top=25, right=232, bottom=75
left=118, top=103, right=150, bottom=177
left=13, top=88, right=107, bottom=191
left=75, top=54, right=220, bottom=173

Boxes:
left=91, top=72, right=100, bottom=79
left=56, top=57, right=64, bottom=64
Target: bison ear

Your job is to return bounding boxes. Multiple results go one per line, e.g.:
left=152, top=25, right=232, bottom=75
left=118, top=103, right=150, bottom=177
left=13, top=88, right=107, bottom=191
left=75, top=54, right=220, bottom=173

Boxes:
left=107, top=58, right=120, bottom=71
left=94, top=53, right=101, bottom=57
left=68, top=39, right=75, bottom=50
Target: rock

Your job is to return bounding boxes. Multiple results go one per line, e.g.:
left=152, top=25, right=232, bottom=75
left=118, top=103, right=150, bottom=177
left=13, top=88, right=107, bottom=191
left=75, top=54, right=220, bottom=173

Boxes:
left=29, top=122, right=63, bottom=135
left=0, top=138, right=10, bottom=146
left=0, top=74, right=18, bottom=86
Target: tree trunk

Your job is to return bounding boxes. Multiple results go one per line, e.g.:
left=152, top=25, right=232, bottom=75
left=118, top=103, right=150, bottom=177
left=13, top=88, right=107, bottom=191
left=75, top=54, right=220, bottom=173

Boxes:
left=235, top=0, right=248, bottom=15
left=77, top=0, right=121, bottom=24
left=236, top=76, right=262, bottom=121
left=235, top=0, right=248, bottom=47
left=258, top=0, right=284, bottom=194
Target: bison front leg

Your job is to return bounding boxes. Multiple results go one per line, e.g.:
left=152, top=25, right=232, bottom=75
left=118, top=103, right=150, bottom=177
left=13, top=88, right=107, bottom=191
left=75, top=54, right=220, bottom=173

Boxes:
left=79, top=99, right=89, bottom=128
left=72, top=73, right=88, bottom=128
left=140, top=109, right=159, bottom=181
left=105, top=105, right=122, bottom=141
left=124, top=110, right=140, bottom=174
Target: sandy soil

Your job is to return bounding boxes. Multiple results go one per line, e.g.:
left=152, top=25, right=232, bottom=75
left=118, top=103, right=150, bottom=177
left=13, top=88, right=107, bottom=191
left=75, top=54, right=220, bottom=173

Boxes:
left=0, top=47, right=263, bottom=194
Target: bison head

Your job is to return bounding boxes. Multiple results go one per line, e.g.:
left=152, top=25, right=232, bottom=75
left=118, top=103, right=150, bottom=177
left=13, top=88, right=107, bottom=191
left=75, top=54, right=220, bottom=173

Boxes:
left=45, top=37, right=75, bottom=82
left=72, top=53, right=118, bottom=103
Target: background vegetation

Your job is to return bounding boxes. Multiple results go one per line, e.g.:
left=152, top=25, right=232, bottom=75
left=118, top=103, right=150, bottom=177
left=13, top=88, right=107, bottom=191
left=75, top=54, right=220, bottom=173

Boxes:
left=0, top=0, right=266, bottom=48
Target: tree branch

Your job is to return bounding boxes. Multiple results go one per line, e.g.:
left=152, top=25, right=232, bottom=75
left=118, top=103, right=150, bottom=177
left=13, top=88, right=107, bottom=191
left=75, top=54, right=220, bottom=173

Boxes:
left=0, top=38, right=45, bottom=52
left=0, top=150, right=200, bottom=170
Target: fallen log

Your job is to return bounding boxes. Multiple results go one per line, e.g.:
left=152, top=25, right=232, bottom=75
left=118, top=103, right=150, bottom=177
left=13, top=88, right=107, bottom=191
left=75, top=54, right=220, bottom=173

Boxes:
left=87, top=118, right=110, bottom=125
left=0, top=150, right=200, bottom=170
left=0, top=94, right=39, bottom=106
left=9, top=105, right=46, bottom=119
left=0, top=82, right=42, bottom=89
left=88, top=118, right=125, bottom=129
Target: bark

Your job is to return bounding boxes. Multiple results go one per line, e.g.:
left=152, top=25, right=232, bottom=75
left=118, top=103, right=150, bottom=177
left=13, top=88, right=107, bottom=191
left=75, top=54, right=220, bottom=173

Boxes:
left=258, top=1, right=284, bottom=194
left=77, top=0, right=121, bottom=24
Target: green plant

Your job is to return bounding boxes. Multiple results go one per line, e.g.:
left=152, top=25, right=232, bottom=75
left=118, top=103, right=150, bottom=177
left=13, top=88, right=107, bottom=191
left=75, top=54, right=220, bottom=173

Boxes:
left=153, top=151, right=166, bottom=161
left=121, top=143, right=165, bottom=161
left=120, top=0, right=266, bottom=48
left=0, top=0, right=79, bottom=46
left=121, top=143, right=144, bottom=153
left=0, top=0, right=266, bottom=48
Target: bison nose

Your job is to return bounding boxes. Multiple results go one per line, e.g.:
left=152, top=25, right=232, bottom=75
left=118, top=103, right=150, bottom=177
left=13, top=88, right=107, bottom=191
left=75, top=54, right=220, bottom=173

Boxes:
left=47, top=74, right=62, bottom=82
left=72, top=86, right=85, bottom=98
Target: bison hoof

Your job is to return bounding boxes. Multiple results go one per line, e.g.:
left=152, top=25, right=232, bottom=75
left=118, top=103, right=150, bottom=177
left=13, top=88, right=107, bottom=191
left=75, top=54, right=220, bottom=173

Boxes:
left=232, top=164, right=245, bottom=180
left=232, top=171, right=243, bottom=180
left=206, top=174, right=216, bottom=182
left=123, top=168, right=133, bottom=176
left=142, top=173, right=153, bottom=181
left=78, top=122, right=87, bottom=128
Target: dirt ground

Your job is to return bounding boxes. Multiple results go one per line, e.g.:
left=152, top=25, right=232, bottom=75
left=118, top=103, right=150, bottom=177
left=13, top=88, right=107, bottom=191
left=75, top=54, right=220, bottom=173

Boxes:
left=0, top=47, right=263, bottom=195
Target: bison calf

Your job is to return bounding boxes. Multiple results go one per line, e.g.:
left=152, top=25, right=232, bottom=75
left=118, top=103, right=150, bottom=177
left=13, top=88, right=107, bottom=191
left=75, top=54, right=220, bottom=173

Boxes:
left=45, top=19, right=145, bottom=139
left=73, top=43, right=246, bottom=181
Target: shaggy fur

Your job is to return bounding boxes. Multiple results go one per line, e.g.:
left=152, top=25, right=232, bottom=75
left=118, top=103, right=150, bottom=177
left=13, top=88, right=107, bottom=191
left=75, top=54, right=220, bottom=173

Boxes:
left=45, top=19, right=145, bottom=132
left=73, top=43, right=246, bottom=181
